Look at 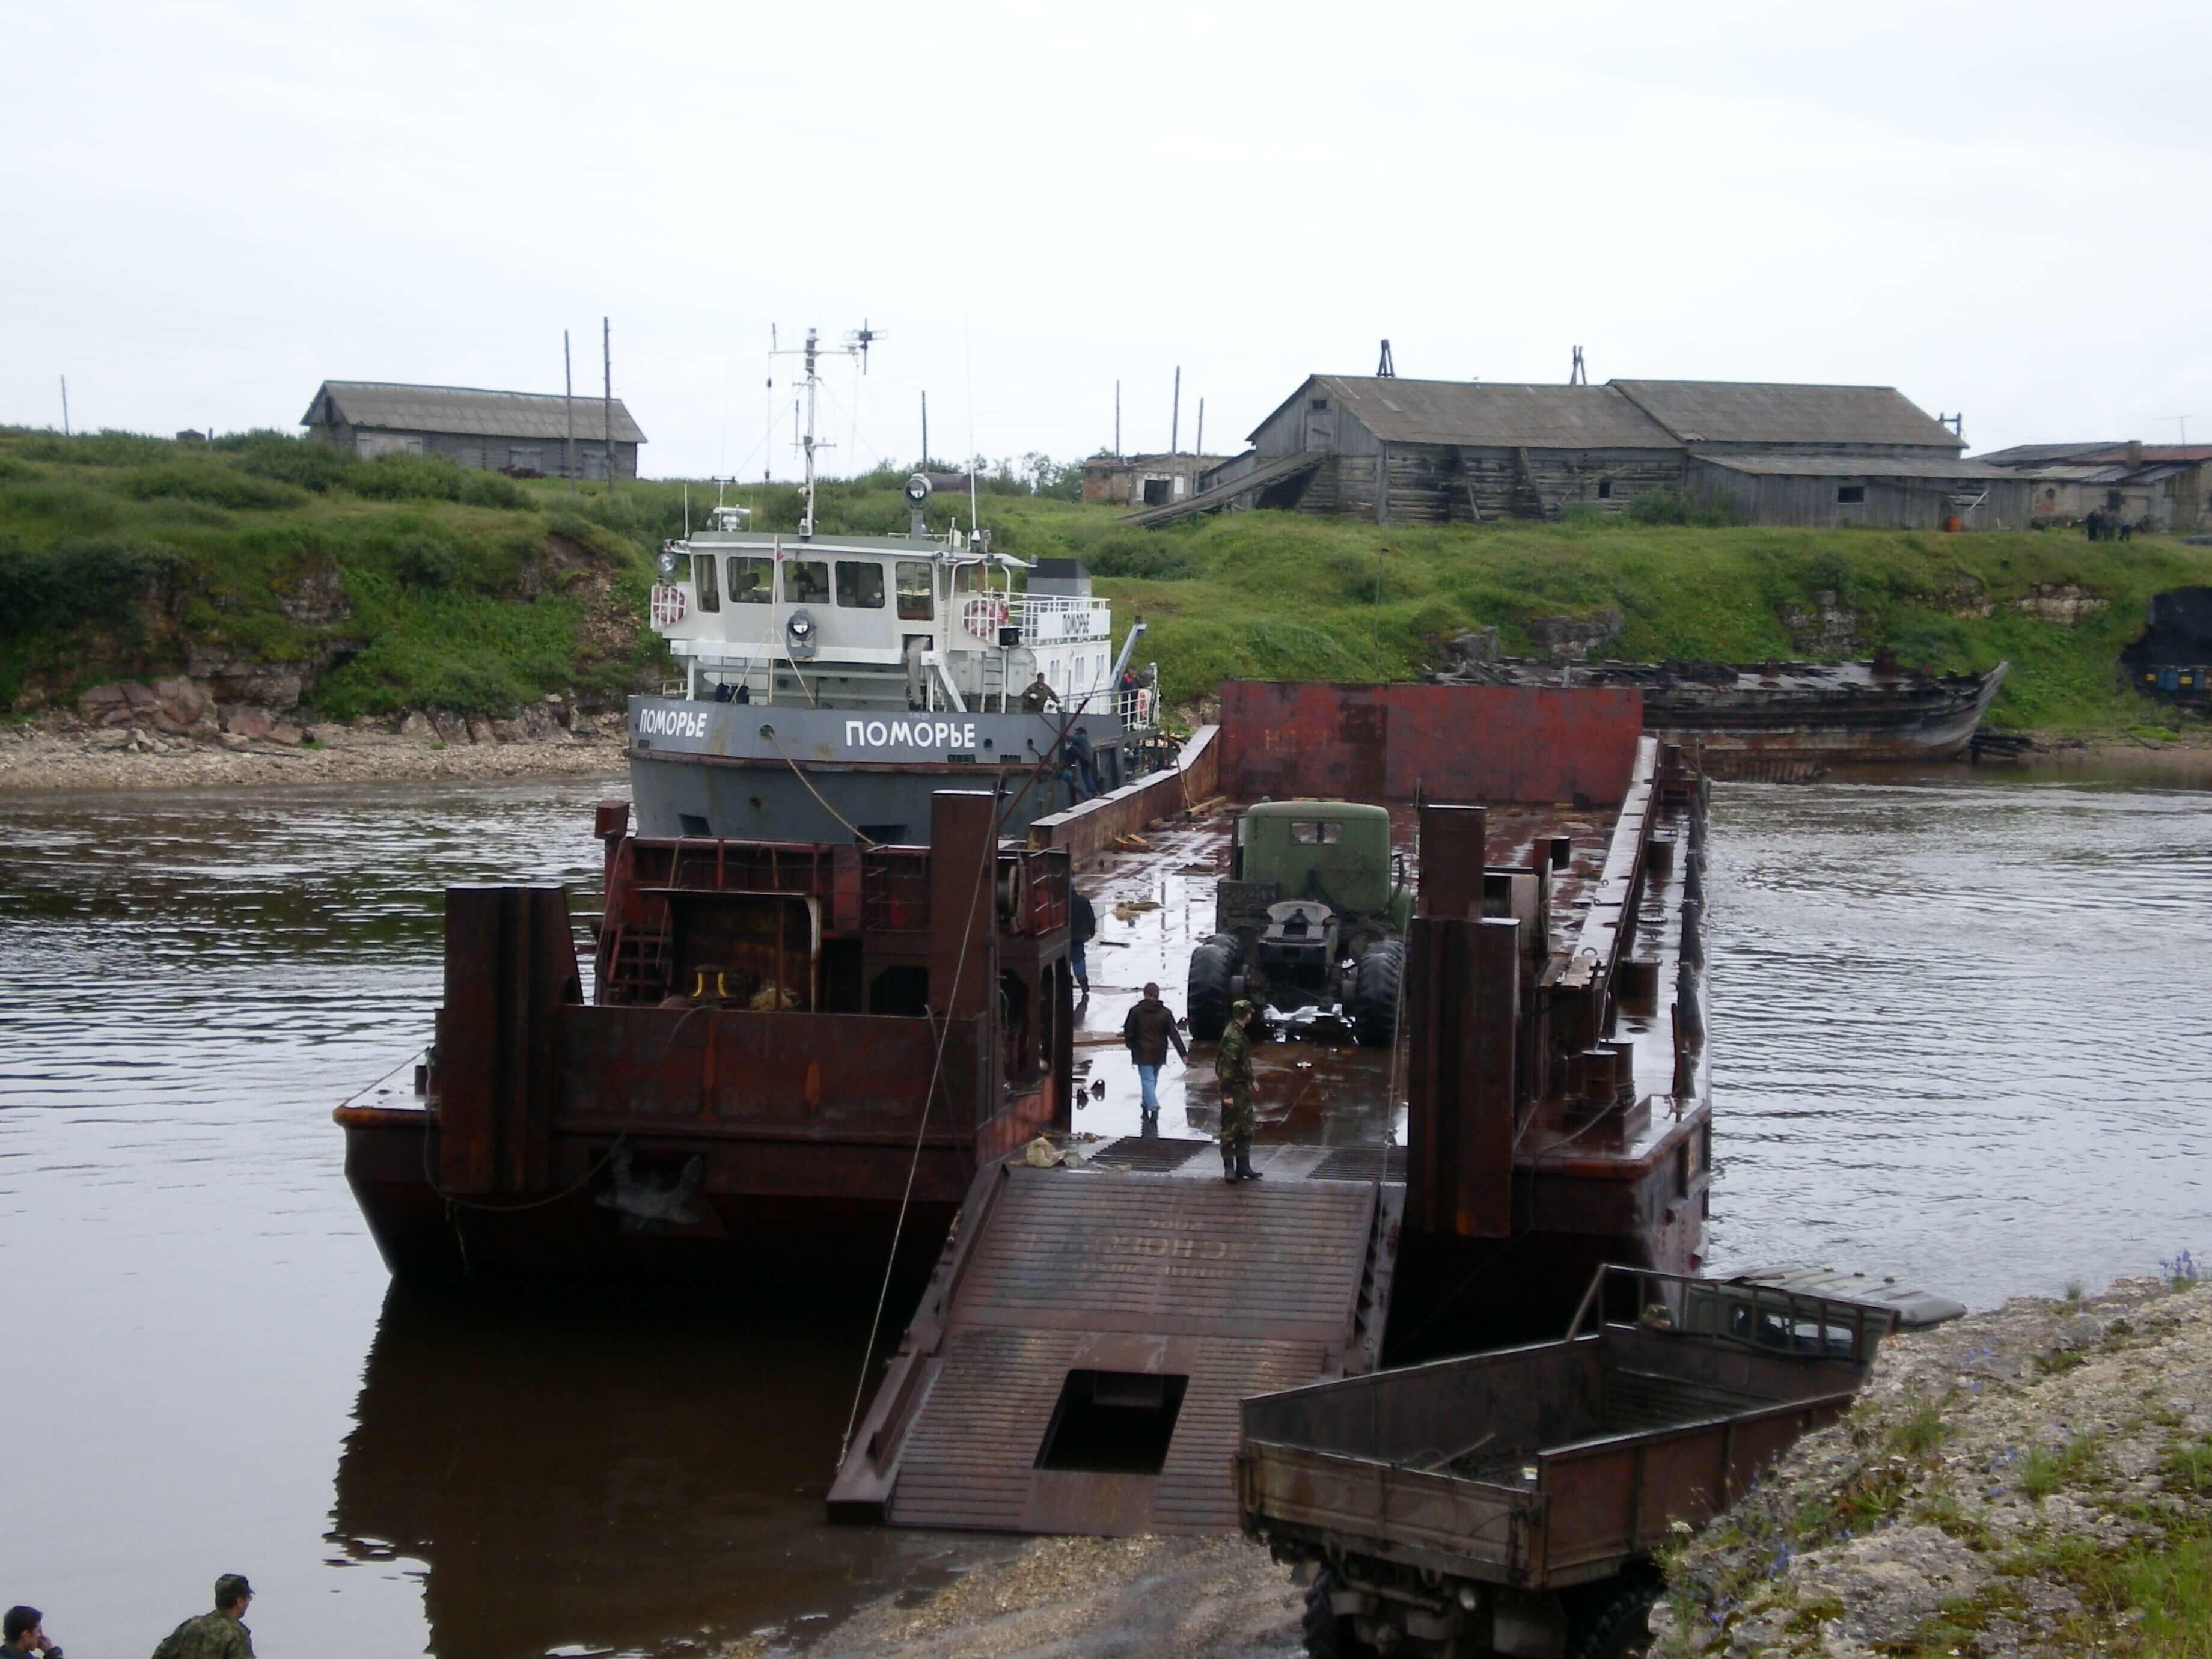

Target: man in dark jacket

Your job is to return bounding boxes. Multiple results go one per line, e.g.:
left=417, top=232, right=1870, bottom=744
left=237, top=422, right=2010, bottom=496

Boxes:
left=1069, top=887, right=1095, bottom=996
left=1121, top=981, right=1188, bottom=1119
left=152, top=1576, right=254, bottom=1659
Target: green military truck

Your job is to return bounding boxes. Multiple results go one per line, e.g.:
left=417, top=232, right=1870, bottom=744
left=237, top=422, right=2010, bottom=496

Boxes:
left=1187, top=799, right=1412, bottom=1046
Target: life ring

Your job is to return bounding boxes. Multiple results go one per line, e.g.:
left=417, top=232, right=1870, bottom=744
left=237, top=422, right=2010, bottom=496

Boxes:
left=650, top=584, right=687, bottom=626
left=962, top=595, right=1010, bottom=639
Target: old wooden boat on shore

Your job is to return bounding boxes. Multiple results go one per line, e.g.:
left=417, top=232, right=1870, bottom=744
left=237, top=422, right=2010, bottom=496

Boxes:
left=1428, top=654, right=2008, bottom=780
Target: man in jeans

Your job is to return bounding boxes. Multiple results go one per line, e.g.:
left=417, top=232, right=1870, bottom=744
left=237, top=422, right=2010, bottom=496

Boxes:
left=1069, top=886, right=1096, bottom=997
left=1120, top=981, right=1188, bottom=1120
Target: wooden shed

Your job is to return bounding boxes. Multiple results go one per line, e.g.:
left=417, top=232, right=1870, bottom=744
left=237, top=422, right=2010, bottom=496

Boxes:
left=301, top=382, right=647, bottom=480
left=1687, top=453, right=2033, bottom=530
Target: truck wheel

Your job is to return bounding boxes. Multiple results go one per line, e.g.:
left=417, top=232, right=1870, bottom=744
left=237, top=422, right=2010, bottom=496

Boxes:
left=1349, top=939, right=1405, bottom=1048
left=1566, top=1571, right=1661, bottom=1659
left=1301, top=1571, right=1379, bottom=1659
left=1187, top=934, right=1243, bottom=1042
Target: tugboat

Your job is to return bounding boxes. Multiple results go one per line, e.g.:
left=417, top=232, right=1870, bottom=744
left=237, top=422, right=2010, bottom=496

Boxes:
left=629, top=330, right=1164, bottom=843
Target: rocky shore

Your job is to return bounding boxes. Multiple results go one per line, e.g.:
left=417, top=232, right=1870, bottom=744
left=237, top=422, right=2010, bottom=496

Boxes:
left=773, top=1274, right=2212, bottom=1659
left=1654, top=1269, right=2212, bottom=1658
left=0, top=676, right=626, bottom=792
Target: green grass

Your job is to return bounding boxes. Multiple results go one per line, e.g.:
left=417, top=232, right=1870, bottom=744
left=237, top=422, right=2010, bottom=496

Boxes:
left=5, top=432, right=2210, bottom=730
left=0, top=428, right=664, bottom=715
left=738, top=471, right=2212, bottom=730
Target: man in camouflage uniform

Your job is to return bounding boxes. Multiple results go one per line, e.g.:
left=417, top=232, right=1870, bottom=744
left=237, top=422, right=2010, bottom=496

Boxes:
left=151, top=1575, right=254, bottom=1659
left=1214, top=1000, right=1263, bottom=1183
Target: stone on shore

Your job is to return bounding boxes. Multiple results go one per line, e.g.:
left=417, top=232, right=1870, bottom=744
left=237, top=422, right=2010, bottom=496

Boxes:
left=225, top=707, right=275, bottom=740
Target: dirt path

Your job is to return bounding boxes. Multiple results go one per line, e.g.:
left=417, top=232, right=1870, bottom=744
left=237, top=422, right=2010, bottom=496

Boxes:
left=729, top=1536, right=1304, bottom=1659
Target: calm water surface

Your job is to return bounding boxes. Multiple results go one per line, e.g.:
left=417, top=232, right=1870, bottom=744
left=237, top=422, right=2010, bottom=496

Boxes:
left=0, top=768, right=2206, bottom=1657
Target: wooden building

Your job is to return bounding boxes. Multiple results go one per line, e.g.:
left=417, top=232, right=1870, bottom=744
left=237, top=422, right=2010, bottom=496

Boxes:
left=1975, top=441, right=2212, bottom=530
left=1134, top=374, right=2024, bottom=529
left=1080, top=451, right=1229, bottom=508
left=301, top=382, right=647, bottom=480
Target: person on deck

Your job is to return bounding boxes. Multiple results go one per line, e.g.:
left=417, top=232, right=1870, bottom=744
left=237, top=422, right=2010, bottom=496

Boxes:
left=1066, top=726, right=1099, bottom=799
left=1069, top=887, right=1095, bottom=997
left=1122, top=981, right=1188, bottom=1120
left=1215, top=1000, right=1262, bottom=1182
left=151, top=1575, right=255, bottom=1659
left=1019, top=672, right=1059, bottom=713
left=4, top=1606, right=58, bottom=1658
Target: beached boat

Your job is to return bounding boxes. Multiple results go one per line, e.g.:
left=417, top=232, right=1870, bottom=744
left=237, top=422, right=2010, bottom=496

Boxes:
left=1428, top=652, right=2007, bottom=779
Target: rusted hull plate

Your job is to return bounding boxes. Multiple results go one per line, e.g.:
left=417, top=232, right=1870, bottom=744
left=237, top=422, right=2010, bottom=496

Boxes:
left=887, top=1327, right=1331, bottom=1534
left=1218, top=682, right=1643, bottom=805
left=834, top=1167, right=1398, bottom=1535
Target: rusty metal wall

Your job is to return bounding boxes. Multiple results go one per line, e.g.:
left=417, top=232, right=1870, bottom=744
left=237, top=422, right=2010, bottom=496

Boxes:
left=1218, top=683, right=1643, bottom=805
left=1028, top=724, right=1221, bottom=861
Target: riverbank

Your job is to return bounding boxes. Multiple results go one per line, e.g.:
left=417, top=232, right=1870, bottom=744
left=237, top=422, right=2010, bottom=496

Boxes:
left=777, top=1274, right=2212, bottom=1659
left=1653, top=1269, right=2212, bottom=1657
left=0, top=704, right=625, bottom=791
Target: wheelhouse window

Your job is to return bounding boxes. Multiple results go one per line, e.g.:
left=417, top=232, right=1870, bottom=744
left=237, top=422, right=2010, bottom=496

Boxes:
left=836, top=560, right=886, bottom=608
left=692, top=553, right=720, bottom=612
left=1836, top=485, right=1866, bottom=504
left=727, top=556, right=772, bottom=603
left=896, top=560, right=935, bottom=621
left=784, top=560, right=829, bottom=605
left=1291, top=820, right=1343, bottom=845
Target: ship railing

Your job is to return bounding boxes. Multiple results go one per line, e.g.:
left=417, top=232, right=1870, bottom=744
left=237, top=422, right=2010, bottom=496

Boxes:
left=1012, top=594, right=1113, bottom=644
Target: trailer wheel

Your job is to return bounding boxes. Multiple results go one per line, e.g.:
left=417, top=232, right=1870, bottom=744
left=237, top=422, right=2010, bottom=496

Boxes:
left=1566, top=1571, right=1661, bottom=1659
left=1187, top=934, right=1244, bottom=1042
left=1348, top=938, right=1405, bottom=1048
left=1301, top=1571, right=1379, bottom=1659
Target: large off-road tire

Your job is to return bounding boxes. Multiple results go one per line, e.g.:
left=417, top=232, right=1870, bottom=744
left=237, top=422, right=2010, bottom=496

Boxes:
left=1301, top=1571, right=1379, bottom=1659
left=1187, top=933, right=1244, bottom=1042
left=1348, top=938, right=1405, bottom=1048
left=1566, top=1570, right=1661, bottom=1659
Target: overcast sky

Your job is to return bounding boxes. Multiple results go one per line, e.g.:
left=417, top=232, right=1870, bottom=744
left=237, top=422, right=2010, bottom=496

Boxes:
left=7, top=1, right=2207, bottom=475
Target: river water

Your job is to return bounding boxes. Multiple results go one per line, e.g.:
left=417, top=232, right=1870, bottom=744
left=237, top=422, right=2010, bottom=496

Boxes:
left=1, top=767, right=2207, bottom=1658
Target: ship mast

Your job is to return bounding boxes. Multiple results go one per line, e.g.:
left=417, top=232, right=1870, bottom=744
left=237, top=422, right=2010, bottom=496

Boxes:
left=774, top=322, right=881, bottom=543
left=801, top=328, right=821, bottom=539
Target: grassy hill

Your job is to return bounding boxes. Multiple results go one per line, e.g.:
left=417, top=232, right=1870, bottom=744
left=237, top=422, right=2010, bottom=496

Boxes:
left=3, top=427, right=2207, bottom=734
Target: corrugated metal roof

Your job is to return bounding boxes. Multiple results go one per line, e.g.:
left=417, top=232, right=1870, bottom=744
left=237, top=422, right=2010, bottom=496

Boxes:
left=1307, top=377, right=1680, bottom=448
left=302, top=380, right=647, bottom=444
left=1973, top=441, right=2124, bottom=467
left=1693, top=451, right=2016, bottom=480
left=1612, top=380, right=1963, bottom=449
left=1978, top=442, right=2212, bottom=468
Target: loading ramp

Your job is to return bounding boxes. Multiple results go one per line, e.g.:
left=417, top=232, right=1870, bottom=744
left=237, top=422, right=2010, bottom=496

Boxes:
left=830, top=1141, right=1402, bottom=1535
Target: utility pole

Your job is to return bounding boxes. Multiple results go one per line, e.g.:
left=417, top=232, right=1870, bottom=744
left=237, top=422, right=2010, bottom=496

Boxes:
left=59, top=376, right=70, bottom=438
left=1170, top=367, right=1181, bottom=456
left=564, top=331, right=576, bottom=488
left=602, top=317, right=615, bottom=489
left=1114, top=380, right=1122, bottom=459
left=1196, top=398, right=1205, bottom=457
left=1569, top=345, right=1587, bottom=385
left=1377, top=340, right=1396, bottom=377
left=921, top=390, right=929, bottom=469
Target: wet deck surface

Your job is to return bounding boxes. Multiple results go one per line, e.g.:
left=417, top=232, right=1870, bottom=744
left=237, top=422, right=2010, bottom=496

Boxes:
left=1065, top=799, right=1642, bottom=1150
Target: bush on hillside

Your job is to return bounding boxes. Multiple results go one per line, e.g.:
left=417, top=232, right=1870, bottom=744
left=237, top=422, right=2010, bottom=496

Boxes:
left=350, top=452, right=534, bottom=511
left=119, top=459, right=308, bottom=512
left=1626, top=488, right=1741, bottom=528
left=223, top=430, right=360, bottom=493
left=5, top=429, right=176, bottom=468
left=0, top=533, right=187, bottom=637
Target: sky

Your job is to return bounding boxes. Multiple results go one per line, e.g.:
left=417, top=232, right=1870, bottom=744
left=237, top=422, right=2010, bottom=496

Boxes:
left=5, top=0, right=2208, bottom=476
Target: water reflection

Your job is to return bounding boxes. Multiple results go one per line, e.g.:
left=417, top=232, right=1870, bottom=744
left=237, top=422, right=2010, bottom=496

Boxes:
left=330, top=1285, right=1012, bottom=1659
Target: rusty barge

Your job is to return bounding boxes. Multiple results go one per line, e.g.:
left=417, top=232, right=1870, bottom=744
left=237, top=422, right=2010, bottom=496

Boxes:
left=1428, top=654, right=2008, bottom=780
left=335, top=681, right=1714, bottom=1536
